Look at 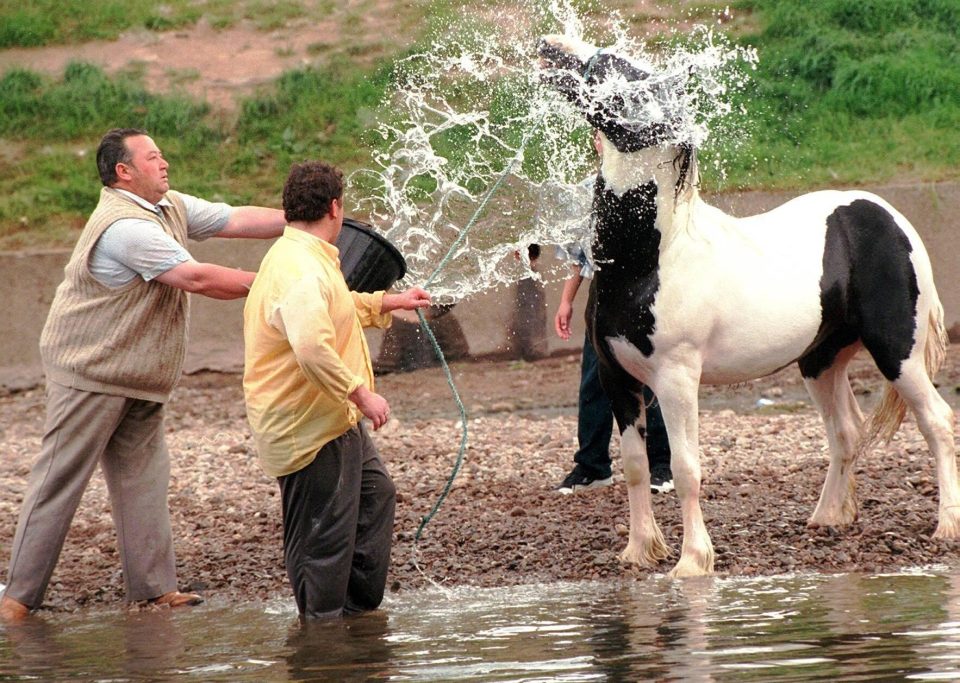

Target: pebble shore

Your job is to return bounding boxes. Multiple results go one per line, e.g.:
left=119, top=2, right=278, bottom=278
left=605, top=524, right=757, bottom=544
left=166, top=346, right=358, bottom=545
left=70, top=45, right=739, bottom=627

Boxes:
left=2, top=351, right=960, bottom=614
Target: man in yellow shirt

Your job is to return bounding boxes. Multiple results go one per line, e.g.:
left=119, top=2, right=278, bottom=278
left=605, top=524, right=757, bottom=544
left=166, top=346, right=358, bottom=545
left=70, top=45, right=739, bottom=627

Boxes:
left=243, top=161, right=430, bottom=619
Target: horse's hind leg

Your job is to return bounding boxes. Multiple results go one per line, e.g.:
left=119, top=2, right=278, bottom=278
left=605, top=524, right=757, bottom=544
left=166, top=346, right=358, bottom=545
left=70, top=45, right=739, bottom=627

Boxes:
left=890, top=356, right=960, bottom=538
left=803, top=344, right=865, bottom=528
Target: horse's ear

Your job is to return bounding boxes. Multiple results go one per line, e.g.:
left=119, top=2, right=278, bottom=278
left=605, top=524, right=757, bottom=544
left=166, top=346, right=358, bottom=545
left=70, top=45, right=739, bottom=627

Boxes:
left=538, top=41, right=589, bottom=107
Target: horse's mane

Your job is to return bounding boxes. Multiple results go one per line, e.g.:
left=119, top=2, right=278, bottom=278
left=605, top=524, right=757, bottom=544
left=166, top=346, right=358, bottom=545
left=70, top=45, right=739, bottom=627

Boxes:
left=672, top=143, right=695, bottom=201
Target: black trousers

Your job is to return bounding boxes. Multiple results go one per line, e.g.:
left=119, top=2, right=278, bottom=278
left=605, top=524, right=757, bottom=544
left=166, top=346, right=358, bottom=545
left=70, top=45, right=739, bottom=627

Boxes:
left=278, top=425, right=396, bottom=619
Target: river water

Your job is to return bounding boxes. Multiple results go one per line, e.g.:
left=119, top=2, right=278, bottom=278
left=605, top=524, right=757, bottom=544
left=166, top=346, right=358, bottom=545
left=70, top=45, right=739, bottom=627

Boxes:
left=4, top=568, right=960, bottom=681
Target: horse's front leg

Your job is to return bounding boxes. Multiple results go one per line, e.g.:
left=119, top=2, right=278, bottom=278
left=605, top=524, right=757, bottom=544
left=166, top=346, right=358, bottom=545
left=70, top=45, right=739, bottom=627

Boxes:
left=620, top=416, right=670, bottom=566
left=601, top=367, right=669, bottom=568
left=655, top=368, right=715, bottom=577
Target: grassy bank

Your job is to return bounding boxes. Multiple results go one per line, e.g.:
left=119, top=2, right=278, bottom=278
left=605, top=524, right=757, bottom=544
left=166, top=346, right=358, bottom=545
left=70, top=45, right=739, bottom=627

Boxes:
left=713, top=0, right=960, bottom=190
left=0, top=60, right=397, bottom=249
left=1, top=0, right=958, bottom=250
left=0, top=0, right=337, bottom=48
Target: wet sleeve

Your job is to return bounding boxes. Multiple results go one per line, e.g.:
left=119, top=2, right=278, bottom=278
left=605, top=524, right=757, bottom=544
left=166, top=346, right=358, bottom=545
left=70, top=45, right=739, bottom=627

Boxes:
left=351, top=290, right=392, bottom=328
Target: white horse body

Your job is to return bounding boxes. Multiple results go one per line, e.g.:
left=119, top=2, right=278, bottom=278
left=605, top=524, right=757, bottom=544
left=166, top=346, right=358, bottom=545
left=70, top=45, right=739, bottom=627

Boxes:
left=605, top=149, right=851, bottom=385
left=626, top=192, right=937, bottom=385
left=539, top=34, right=959, bottom=577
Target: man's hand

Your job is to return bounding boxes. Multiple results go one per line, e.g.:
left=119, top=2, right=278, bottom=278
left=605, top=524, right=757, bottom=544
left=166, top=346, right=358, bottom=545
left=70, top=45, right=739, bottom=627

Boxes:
left=555, top=300, right=574, bottom=340
left=349, top=385, right=391, bottom=430
left=554, top=268, right=583, bottom=340
left=382, top=287, right=432, bottom=313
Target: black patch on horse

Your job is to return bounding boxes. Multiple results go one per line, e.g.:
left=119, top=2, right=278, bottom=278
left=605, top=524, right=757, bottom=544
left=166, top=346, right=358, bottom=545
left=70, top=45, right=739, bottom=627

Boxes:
left=798, top=199, right=919, bottom=381
left=589, top=176, right=661, bottom=359
left=581, top=55, right=674, bottom=152
left=587, top=176, right=661, bottom=431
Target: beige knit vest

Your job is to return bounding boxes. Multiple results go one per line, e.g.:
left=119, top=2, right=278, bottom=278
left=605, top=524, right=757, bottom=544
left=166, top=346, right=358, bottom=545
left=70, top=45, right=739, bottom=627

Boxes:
left=40, top=187, right=190, bottom=402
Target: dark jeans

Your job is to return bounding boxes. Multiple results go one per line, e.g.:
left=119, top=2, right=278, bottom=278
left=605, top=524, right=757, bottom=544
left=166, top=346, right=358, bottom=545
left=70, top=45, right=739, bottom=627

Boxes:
left=575, top=337, right=670, bottom=479
left=278, top=425, right=396, bottom=619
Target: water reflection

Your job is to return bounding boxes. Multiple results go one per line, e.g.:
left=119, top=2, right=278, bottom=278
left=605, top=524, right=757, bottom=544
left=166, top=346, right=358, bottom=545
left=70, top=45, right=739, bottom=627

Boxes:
left=1, top=617, right=66, bottom=680
left=586, top=576, right=717, bottom=681
left=285, top=610, right=396, bottom=681
left=122, top=611, right=187, bottom=676
left=3, top=570, right=960, bottom=680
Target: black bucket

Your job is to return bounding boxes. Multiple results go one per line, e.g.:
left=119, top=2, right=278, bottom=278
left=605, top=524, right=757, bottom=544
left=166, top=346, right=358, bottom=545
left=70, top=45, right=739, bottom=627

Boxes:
left=335, top=217, right=407, bottom=293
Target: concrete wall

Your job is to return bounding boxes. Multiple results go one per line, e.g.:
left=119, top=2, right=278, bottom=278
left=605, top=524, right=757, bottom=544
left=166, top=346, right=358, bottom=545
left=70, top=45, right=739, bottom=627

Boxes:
left=2, top=181, right=958, bottom=391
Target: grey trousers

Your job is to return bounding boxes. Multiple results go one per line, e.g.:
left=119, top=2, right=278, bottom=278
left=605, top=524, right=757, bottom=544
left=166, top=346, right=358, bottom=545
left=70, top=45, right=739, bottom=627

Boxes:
left=278, top=425, right=396, bottom=619
left=5, top=381, right=177, bottom=607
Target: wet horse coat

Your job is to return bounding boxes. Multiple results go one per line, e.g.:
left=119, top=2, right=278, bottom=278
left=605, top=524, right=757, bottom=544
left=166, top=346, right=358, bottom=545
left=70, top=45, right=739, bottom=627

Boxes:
left=539, top=35, right=959, bottom=576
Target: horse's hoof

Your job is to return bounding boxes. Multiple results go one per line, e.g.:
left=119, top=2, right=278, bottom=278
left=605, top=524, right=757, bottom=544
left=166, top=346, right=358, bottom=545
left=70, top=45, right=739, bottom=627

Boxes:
left=668, top=558, right=713, bottom=578
left=806, top=512, right=857, bottom=529
left=932, top=520, right=960, bottom=540
left=619, top=541, right=669, bottom=568
left=931, top=505, right=960, bottom=540
left=619, top=549, right=655, bottom=568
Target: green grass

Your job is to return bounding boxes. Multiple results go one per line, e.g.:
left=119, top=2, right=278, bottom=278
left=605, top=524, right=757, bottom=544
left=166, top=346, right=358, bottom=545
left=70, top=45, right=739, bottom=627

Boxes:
left=0, top=0, right=959, bottom=248
left=0, top=56, right=399, bottom=249
left=0, top=62, right=230, bottom=248
left=242, top=0, right=308, bottom=31
left=0, top=0, right=350, bottom=48
left=0, top=1, right=201, bottom=47
left=705, top=0, right=960, bottom=190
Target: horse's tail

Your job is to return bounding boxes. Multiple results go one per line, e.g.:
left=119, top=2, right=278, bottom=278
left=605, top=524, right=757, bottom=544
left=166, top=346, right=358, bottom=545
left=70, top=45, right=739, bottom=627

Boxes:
left=861, top=301, right=948, bottom=449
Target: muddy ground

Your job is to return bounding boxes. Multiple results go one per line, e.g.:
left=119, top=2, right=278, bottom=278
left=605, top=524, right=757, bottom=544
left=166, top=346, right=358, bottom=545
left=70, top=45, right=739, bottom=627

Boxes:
left=3, top=346, right=960, bottom=614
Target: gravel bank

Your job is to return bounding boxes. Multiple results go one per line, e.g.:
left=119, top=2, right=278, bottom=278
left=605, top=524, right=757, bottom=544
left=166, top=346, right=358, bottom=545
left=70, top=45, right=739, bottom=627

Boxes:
left=2, top=349, right=960, bottom=614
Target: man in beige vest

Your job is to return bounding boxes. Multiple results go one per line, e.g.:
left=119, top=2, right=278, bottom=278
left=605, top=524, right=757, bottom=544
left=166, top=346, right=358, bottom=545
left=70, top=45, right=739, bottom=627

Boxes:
left=0, top=128, right=286, bottom=621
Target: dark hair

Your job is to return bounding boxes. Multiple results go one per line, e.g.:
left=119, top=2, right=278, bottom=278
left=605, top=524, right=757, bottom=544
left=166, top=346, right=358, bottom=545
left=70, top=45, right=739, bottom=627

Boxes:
left=96, top=128, right=147, bottom=186
left=282, top=162, right=344, bottom=223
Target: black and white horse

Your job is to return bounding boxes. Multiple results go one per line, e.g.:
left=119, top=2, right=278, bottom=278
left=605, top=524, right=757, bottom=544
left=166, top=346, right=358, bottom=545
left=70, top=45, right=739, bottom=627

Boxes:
left=539, top=34, right=959, bottom=577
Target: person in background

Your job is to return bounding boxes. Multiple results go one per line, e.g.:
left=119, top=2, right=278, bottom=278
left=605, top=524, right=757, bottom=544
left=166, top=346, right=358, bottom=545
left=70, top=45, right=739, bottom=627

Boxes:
left=554, top=248, right=674, bottom=494
left=554, top=130, right=673, bottom=495
left=0, top=127, right=287, bottom=622
left=242, top=161, right=430, bottom=619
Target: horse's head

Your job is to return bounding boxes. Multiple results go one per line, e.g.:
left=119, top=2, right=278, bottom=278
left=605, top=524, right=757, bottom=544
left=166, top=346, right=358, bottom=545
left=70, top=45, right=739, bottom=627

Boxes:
left=538, top=35, right=678, bottom=154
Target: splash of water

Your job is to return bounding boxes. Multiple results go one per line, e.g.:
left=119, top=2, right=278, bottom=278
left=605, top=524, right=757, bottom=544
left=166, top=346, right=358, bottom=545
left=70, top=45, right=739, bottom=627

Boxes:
left=350, top=0, right=757, bottom=302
